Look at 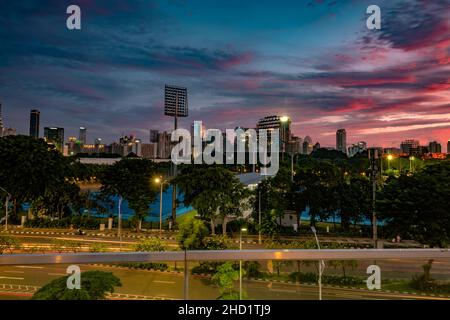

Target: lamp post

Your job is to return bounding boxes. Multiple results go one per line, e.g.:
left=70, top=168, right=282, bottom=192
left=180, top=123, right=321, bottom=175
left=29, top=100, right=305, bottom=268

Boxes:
left=387, top=154, right=393, bottom=171
left=154, top=177, right=168, bottom=236
left=409, top=156, right=415, bottom=173
left=258, top=189, right=262, bottom=245
left=311, top=226, right=325, bottom=300
left=0, top=187, right=10, bottom=231
left=118, top=196, right=122, bottom=250
left=239, top=227, right=247, bottom=300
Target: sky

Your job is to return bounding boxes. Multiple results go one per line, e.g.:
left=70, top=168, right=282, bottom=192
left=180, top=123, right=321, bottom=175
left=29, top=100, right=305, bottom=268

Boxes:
left=0, top=0, right=449, bottom=150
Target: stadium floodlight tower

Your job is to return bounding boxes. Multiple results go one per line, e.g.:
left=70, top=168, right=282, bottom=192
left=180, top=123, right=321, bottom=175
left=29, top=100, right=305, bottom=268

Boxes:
left=164, top=85, right=189, bottom=226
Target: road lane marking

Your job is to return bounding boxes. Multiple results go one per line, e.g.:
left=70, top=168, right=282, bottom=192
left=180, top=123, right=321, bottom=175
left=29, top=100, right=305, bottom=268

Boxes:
left=3, top=271, right=25, bottom=274
left=15, top=266, right=44, bottom=269
left=0, top=276, right=24, bottom=280
left=269, top=288, right=297, bottom=293
left=48, top=273, right=67, bottom=276
left=154, top=280, right=175, bottom=284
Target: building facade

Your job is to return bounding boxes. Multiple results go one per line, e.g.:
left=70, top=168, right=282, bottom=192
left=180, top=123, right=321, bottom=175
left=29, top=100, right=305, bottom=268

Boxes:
left=79, top=127, right=87, bottom=145
left=336, top=129, right=347, bottom=154
left=44, top=127, right=65, bottom=152
left=428, top=141, right=442, bottom=153
left=400, top=139, right=420, bottom=154
left=29, top=109, right=40, bottom=138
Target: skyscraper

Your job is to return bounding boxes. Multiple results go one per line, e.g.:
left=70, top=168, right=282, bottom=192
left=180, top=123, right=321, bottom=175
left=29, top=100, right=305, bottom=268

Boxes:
left=29, top=109, right=40, bottom=138
left=150, top=130, right=159, bottom=143
left=79, top=127, right=87, bottom=145
left=336, top=129, right=347, bottom=154
left=429, top=141, right=442, bottom=153
left=44, top=127, right=65, bottom=152
left=447, top=140, right=450, bottom=154
left=256, top=115, right=291, bottom=154
left=400, top=139, right=419, bottom=154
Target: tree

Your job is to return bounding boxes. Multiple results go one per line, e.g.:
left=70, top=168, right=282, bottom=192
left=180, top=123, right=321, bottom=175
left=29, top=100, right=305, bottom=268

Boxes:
left=211, top=262, right=241, bottom=300
left=0, top=135, right=75, bottom=218
left=177, top=216, right=209, bottom=250
left=175, top=165, right=248, bottom=235
left=32, top=271, right=122, bottom=300
left=292, top=159, right=339, bottom=226
left=99, top=159, right=160, bottom=231
left=377, top=162, right=450, bottom=247
left=328, top=260, right=358, bottom=277
left=0, top=235, right=20, bottom=254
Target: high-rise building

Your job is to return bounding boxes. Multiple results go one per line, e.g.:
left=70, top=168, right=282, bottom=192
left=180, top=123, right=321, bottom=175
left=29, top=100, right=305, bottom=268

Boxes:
left=313, top=142, right=321, bottom=152
left=256, top=115, right=291, bottom=152
left=157, top=131, right=172, bottom=159
left=150, top=130, right=159, bottom=143
left=400, top=139, right=419, bottom=154
left=79, top=127, right=87, bottom=145
left=428, top=141, right=442, bottom=153
left=29, top=109, right=40, bottom=138
left=44, top=127, right=65, bottom=152
left=141, top=143, right=158, bottom=159
left=2, top=128, right=16, bottom=136
left=302, top=140, right=310, bottom=155
left=336, top=129, right=347, bottom=154
left=447, top=140, right=450, bottom=154
left=348, top=141, right=367, bottom=157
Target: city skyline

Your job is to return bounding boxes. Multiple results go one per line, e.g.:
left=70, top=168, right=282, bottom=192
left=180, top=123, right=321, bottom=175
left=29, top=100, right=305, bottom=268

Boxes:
left=0, top=0, right=449, bottom=148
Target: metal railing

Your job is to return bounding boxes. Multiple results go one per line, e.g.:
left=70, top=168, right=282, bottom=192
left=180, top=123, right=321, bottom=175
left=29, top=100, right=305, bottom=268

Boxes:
left=1, top=249, right=450, bottom=300
left=0, top=248, right=449, bottom=266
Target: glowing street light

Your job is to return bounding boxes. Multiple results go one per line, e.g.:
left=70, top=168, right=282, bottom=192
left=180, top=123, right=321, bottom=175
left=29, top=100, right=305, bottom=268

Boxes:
left=409, top=156, right=415, bottom=173
left=154, top=176, right=168, bottom=235
left=387, top=154, right=393, bottom=171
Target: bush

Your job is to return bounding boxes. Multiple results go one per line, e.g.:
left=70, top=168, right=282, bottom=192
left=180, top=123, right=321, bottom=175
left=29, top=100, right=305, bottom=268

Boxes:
left=134, top=238, right=166, bottom=252
left=25, top=216, right=103, bottom=229
left=288, top=272, right=362, bottom=286
left=0, top=235, right=21, bottom=254
left=117, top=262, right=168, bottom=271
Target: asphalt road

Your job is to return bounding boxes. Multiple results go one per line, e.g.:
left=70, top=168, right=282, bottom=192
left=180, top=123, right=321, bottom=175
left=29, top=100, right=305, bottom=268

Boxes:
left=6, top=233, right=450, bottom=281
left=0, top=264, right=448, bottom=300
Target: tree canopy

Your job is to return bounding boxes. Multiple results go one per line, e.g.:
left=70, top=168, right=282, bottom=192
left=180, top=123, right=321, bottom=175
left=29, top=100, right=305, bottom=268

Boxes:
left=32, top=271, right=122, bottom=300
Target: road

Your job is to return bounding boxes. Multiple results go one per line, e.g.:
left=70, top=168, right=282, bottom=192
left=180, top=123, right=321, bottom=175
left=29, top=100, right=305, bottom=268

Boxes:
left=0, top=264, right=447, bottom=300
left=5, top=232, right=450, bottom=281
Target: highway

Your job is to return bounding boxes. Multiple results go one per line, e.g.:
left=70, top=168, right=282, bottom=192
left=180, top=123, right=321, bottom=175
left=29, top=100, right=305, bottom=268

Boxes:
left=0, top=264, right=448, bottom=300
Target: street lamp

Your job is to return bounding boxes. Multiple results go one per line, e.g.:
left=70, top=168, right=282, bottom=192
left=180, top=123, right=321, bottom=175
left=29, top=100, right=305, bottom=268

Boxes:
left=0, top=186, right=11, bottom=231
left=409, top=156, right=415, bottom=173
left=311, top=226, right=325, bottom=301
left=258, top=189, right=262, bottom=244
left=154, top=177, right=168, bottom=235
left=239, top=227, right=248, bottom=300
left=387, top=154, right=393, bottom=171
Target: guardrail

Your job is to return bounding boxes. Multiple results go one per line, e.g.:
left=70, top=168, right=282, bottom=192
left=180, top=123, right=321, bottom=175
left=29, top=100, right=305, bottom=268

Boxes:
left=0, top=249, right=449, bottom=266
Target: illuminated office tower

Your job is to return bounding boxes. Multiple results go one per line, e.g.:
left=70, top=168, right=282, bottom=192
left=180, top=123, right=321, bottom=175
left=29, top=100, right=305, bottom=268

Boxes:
left=44, top=127, right=65, bottom=152
left=79, top=127, right=87, bottom=145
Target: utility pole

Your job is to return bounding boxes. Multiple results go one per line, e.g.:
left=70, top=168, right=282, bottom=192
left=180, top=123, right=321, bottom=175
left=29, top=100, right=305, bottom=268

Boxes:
left=1, top=187, right=11, bottom=231
left=258, top=189, right=262, bottom=244
left=118, top=196, right=122, bottom=250
left=368, top=149, right=379, bottom=248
